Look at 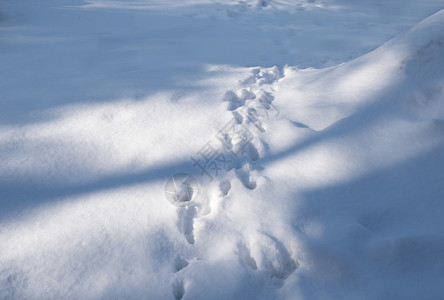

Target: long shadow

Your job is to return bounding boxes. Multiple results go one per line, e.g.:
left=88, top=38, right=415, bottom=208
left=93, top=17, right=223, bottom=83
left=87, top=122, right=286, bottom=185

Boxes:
left=259, top=74, right=405, bottom=169
left=296, top=143, right=444, bottom=228
left=0, top=158, right=193, bottom=220
left=0, top=86, right=394, bottom=221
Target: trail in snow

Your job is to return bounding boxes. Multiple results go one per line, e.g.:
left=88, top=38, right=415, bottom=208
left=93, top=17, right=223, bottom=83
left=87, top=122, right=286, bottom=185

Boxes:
left=1, top=0, right=444, bottom=299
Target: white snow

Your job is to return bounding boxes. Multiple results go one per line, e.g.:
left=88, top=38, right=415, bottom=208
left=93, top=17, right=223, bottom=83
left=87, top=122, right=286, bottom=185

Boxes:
left=1, top=0, right=444, bottom=299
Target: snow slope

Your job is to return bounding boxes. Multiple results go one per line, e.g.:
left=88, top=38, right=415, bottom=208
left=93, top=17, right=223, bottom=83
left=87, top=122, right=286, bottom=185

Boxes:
left=1, top=0, right=444, bottom=299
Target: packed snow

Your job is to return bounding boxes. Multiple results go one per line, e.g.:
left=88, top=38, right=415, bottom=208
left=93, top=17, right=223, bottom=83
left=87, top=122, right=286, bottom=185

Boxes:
left=1, top=0, right=444, bottom=299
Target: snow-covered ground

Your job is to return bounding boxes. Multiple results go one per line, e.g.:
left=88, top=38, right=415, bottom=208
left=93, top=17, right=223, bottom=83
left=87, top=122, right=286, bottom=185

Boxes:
left=1, top=0, right=444, bottom=299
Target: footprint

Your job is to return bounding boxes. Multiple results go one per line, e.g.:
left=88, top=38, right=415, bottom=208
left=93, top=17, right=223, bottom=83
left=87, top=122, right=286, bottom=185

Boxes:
left=242, top=107, right=266, bottom=132
left=224, top=89, right=256, bottom=111
left=235, top=163, right=257, bottom=190
left=243, top=142, right=260, bottom=161
left=256, top=90, right=275, bottom=107
left=174, top=256, right=189, bottom=272
left=178, top=201, right=214, bottom=245
left=242, top=66, right=283, bottom=86
left=242, top=68, right=261, bottom=85
left=224, top=90, right=244, bottom=111
left=237, top=236, right=298, bottom=280
left=219, top=180, right=232, bottom=196
left=172, top=280, right=185, bottom=300
left=178, top=208, right=195, bottom=245
left=232, top=111, right=244, bottom=124
left=242, top=75, right=257, bottom=85
left=237, top=243, right=258, bottom=270
left=233, top=90, right=279, bottom=133
left=217, top=119, right=255, bottom=156
left=226, top=154, right=243, bottom=170
left=253, top=235, right=298, bottom=279
left=259, top=66, right=282, bottom=84
left=239, top=88, right=256, bottom=101
left=183, top=217, right=195, bottom=245
left=269, top=248, right=298, bottom=279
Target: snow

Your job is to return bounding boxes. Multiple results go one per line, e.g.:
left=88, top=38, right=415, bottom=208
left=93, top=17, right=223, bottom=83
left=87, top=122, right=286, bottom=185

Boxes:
left=1, top=0, right=444, bottom=299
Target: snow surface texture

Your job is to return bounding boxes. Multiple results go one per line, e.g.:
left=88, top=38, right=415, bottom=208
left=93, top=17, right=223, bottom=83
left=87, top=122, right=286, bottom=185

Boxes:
left=1, top=0, right=444, bottom=299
